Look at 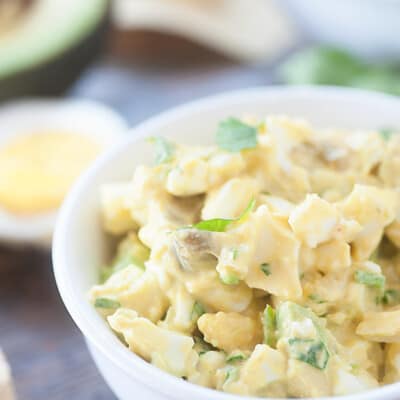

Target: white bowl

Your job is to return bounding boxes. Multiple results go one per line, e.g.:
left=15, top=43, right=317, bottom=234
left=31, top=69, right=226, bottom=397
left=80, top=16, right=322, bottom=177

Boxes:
left=282, top=0, right=400, bottom=60
left=53, top=86, right=400, bottom=400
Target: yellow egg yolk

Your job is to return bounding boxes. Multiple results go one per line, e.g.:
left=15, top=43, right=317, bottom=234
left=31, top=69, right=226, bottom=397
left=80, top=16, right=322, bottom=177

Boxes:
left=0, top=131, right=102, bottom=214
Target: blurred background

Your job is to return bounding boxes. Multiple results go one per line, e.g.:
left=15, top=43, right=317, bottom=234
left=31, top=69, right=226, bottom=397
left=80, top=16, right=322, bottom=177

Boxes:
left=0, top=0, right=399, bottom=399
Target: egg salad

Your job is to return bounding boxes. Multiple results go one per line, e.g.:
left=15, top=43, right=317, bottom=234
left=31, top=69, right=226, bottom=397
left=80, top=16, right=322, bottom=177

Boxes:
left=90, top=116, right=400, bottom=398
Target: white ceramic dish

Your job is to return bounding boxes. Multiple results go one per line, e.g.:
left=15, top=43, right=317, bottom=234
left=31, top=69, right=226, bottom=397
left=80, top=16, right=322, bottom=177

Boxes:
left=281, top=0, right=400, bottom=60
left=0, top=98, right=128, bottom=247
left=53, top=86, right=400, bottom=400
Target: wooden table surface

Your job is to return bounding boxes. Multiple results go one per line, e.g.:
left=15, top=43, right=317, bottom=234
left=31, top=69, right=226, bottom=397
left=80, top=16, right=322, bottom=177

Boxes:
left=0, top=30, right=281, bottom=399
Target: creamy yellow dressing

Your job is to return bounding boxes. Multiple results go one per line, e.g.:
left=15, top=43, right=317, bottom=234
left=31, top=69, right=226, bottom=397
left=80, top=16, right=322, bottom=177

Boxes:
left=0, top=131, right=101, bottom=214
left=90, top=116, right=400, bottom=398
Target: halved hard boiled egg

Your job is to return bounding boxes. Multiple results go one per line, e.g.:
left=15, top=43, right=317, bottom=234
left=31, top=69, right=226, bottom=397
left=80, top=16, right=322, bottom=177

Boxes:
left=0, top=99, right=128, bottom=246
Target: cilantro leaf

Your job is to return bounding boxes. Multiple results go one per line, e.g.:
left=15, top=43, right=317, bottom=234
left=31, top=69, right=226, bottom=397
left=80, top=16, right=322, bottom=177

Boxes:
left=94, top=298, right=121, bottom=309
left=216, top=118, right=257, bottom=152
left=354, top=270, right=385, bottom=289
left=193, top=198, right=255, bottom=232
left=193, top=218, right=232, bottom=232
left=280, top=46, right=400, bottom=96
left=280, top=47, right=365, bottom=86
left=236, top=197, right=256, bottom=224
left=148, top=137, right=175, bottom=164
left=260, top=263, right=271, bottom=276
left=379, top=128, right=397, bottom=141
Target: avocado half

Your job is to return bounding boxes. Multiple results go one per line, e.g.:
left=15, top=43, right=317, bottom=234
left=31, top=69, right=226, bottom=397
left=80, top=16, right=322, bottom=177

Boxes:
left=0, top=0, right=109, bottom=101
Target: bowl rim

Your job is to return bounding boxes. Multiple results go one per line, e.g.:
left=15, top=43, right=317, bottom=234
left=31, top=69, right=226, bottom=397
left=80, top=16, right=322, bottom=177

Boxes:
left=53, top=85, right=400, bottom=400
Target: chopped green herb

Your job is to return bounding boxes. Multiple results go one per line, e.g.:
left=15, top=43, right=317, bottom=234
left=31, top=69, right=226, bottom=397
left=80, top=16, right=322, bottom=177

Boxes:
left=276, top=302, right=330, bottom=352
left=236, top=198, right=256, bottom=224
left=381, top=289, right=400, bottom=305
left=114, top=253, right=143, bottom=272
left=216, top=118, right=257, bottom=152
left=193, top=218, right=232, bottom=232
left=191, top=301, right=205, bottom=321
left=262, top=305, right=276, bottom=347
left=94, top=298, right=121, bottom=309
left=147, top=136, right=175, bottom=164
left=380, top=128, right=397, bottom=141
left=350, top=363, right=360, bottom=374
left=354, top=270, right=385, bottom=289
left=280, top=47, right=365, bottom=86
left=280, top=46, right=400, bottom=96
left=226, top=352, right=247, bottom=363
left=100, top=254, right=146, bottom=283
left=193, top=198, right=255, bottom=232
left=193, top=336, right=214, bottom=355
left=308, top=294, right=327, bottom=304
left=99, top=235, right=150, bottom=283
left=100, top=266, right=113, bottom=283
left=288, top=338, right=329, bottom=370
left=260, top=263, right=271, bottom=276
left=104, top=235, right=150, bottom=281
left=231, top=248, right=239, bottom=260
left=220, top=273, right=240, bottom=286
left=224, top=366, right=239, bottom=384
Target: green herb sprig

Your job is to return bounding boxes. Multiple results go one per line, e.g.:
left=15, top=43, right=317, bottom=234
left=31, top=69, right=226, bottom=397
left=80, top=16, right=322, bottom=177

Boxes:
left=216, top=118, right=257, bottom=152
left=260, top=263, right=271, bottom=276
left=280, top=46, right=400, bottom=96
left=354, top=270, right=385, bottom=289
left=191, top=301, right=206, bottom=321
left=224, top=366, right=239, bottom=384
left=226, top=352, right=247, bottom=363
left=94, top=298, right=121, bottom=309
left=193, top=198, right=255, bottom=232
left=147, top=137, right=175, bottom=165
left=288, top=338, right=329, bottom=370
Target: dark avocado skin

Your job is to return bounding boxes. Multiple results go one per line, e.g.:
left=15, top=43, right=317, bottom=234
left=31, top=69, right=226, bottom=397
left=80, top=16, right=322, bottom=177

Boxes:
left=0, top=7, right=110, bottom=102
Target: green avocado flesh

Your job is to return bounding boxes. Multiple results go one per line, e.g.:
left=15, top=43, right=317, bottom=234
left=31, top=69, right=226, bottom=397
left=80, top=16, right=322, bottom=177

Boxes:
left=0, top=0, right=109, bottom=100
